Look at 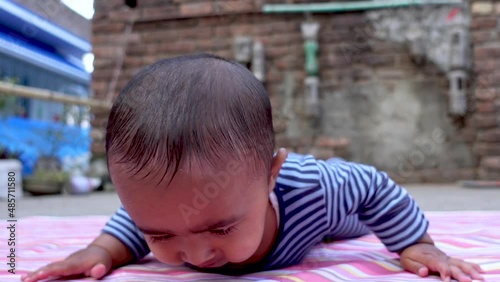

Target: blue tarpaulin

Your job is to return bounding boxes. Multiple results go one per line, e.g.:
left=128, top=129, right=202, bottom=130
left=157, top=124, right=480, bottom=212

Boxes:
left=0, top=117, right=90, bottom=175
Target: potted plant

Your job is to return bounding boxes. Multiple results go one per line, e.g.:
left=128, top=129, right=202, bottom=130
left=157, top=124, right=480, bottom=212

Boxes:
left=23, top=155, right=70, bottom=195
left=23, top=165, right=69, bottom=196
left=22, top=126, right=70, bottom=196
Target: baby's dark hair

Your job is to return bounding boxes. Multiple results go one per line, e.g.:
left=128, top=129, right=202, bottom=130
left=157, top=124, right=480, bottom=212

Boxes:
left=105, top=53, right=275, bottom=183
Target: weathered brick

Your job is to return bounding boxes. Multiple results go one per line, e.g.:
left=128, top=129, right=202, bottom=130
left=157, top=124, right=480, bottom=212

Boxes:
left=472, top=2, right=494, bottom=15
left=474, top=143, right=500, bottom=156
left=330, top=14, right=366, bottom=28
left=91, top=142, right=106, bottom=155
left=92, top=58, right=114, bottom=69
left=474, top=45, right=500, bottom=59
left=372, top=42, right=406, bottom=55
left=472, top=30, right=494, bottom=43
left=212, top=37, right=231, bottom=50
left=475, top=88, right=497, bottom=100
left=310, top=148, right=335, bottom=160
left=476, top=101, right=496, bottom=112
left=139, top=0, right=170, bottom=7
left=388, top=170, right=423, bottom=184
left=376, top=69, right=405, bottom=80
left=478, top=168, right=500, bottom=179
left=197, top=38, right=214, bottom=50
left=92, top=79, right=108, bottom=92
left=270, top=33, right=302, bottom=46
left=321, top=30, right=352, bottom=43
left=273, top=116, right=288, bottom=134
left=141, top=29, right=180, bottom=43
left=478, top=129, right=500, bottom=142
left=90, top=0, right=500, bottom=167
left=229, top=24, right=253, bottom=37
left=266, top=46, right=291, bottom=59
left=93, top=22, right=125, bottom=33
left=275, top=135, right=292, bottom=148
left=201, top=16, right=234, bottom=27
left=254, top=21, right=295, bottom=35
left=108, top=9, right=139, bottom=22
left=180, top=2, right=212, bottom=17
left=179, top=27, right=214, bottom=39
left=496, top=3, right=500, bottom=14
left=140, top=6, right=177, bottom=21
left=481, top=156, right=500, bottom=170
left=473, top=60, right=494, bottom=72
left=214, top=26, right=230, bottom=37
left=93, top=46, right=122, bottom=58
left=441, top=169, right=473, bottom=182
left=314, top=136, right=350, bottom=149
left=92, top=67, right=114, bottom=80
left=471, top=17, right=498, bottom=29
left=471, top=114, right=498, bottom=128
left=361, top=54, right=395, bottom=67
left=419, top=169, right=451, bottom=183
left=275, top=56, right=299, bottom=70
left=90, top=128, right=106, bottom=142
left=461, top=127, right=477, bottom=143
left=157, top=41, right=197, bottom=53
left=213, top=0, right=256, bottom=13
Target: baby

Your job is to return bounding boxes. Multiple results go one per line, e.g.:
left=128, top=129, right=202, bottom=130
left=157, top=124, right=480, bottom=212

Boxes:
left=23, top=53, right=484, bottom=282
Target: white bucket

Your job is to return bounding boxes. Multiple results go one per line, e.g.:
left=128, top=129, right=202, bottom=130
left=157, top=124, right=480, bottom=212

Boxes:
left=0, top=160, right=23, bottom=200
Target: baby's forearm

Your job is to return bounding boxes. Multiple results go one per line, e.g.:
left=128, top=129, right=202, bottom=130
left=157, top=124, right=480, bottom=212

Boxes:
left=398, top=233, right=435, bottom=255
left=90, top=233, right=134, bottom=267
left=415, top=233, right=434, bottom=245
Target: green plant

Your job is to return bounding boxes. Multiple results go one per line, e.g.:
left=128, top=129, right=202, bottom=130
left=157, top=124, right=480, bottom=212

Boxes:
left=30, top=170, right=69, bottom=183
left=0, top=146, right=22, bottom=160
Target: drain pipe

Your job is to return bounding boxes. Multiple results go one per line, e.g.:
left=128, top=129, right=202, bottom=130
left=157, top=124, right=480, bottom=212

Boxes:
left=264, top=0, right=463, bottom=121
left=263, top=0, right=463, bottom=13
left=301, top=22, right=320, bottom=119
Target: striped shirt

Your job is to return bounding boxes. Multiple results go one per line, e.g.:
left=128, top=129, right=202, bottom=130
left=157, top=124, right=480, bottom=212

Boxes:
left=102, top=153, right=429, bottom=272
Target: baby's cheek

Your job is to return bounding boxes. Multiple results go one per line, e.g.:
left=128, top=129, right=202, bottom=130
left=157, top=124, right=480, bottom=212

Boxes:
left=222, top=228, right=263, bottom=263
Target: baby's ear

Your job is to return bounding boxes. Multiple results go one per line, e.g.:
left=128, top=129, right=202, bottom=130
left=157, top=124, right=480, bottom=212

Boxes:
left=268, top=148, right=288, bottom=189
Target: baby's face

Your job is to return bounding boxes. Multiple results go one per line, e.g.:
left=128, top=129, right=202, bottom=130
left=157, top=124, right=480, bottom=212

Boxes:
left=110, top=158, right=277, bottom=268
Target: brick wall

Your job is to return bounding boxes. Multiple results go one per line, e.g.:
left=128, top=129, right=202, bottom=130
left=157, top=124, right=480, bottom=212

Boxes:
left=471, top=0, right=500, bottom=179
left=91, top=0, right=499, bottom=182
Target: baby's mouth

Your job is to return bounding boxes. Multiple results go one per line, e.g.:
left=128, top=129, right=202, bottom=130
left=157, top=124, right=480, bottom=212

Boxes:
left=196, top=258, right=226, bottom=268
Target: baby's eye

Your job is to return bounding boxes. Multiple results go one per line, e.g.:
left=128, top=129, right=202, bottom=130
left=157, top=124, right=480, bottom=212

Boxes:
left=149, top=234, right=174, bottom=243
left=210, top=226, right=236, bottom=236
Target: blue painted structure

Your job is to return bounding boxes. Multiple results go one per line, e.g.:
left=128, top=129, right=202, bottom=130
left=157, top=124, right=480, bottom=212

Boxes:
left=0, top=0, right=91, bottom=174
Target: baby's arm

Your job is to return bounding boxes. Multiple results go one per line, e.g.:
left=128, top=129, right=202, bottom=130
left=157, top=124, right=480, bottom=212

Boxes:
left=320, top=159, right=483, bottom=282
left=319, top=160, right=428, bottom=251
left=21, top=233, right=133, bottom=282
left=22, top=207, right=148, bottom=282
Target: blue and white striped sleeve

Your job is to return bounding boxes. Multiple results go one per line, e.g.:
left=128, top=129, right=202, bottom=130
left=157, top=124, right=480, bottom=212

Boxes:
left=319, top=159, right=429, bottom=252
left=101, top=206, right=151, bottom=261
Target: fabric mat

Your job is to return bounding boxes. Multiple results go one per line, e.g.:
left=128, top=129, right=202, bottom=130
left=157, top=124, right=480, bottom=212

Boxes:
left=1, top=211, right=499, bottom=281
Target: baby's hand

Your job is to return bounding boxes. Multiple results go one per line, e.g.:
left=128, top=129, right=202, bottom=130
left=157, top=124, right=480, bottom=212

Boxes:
left=400, top=243, right=485, bottom=282
left=21, top=245, right=112, bottom=282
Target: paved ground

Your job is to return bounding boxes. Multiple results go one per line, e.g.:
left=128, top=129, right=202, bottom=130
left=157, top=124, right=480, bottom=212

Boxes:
left=1, top=184, right=499, bottom=219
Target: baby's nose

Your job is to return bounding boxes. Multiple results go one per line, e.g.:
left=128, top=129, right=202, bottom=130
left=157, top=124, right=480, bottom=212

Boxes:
left=181, top=246, right=216, bottom=267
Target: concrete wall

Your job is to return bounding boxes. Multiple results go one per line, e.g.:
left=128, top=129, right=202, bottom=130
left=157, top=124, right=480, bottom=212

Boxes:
left=91, top=0, right=499, bottom=183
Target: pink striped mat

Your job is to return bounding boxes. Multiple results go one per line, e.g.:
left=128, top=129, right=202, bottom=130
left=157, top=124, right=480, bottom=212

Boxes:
left=1, top=211, right=499, bottom=281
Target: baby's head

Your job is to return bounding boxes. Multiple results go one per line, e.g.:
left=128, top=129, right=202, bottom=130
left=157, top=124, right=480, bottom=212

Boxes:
left=106, top=53, right=287, bottom=268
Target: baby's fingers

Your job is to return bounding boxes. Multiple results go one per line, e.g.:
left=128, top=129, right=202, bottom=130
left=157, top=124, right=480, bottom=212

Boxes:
left=21, top=261, right=83, bottom=282
left=451, top=259, right=485, bottom=281
left=90, top=263, right=108, bottom=279
left=427, top=260, right=452, bottom=281
left=450, top=264, right=474, bottom=282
